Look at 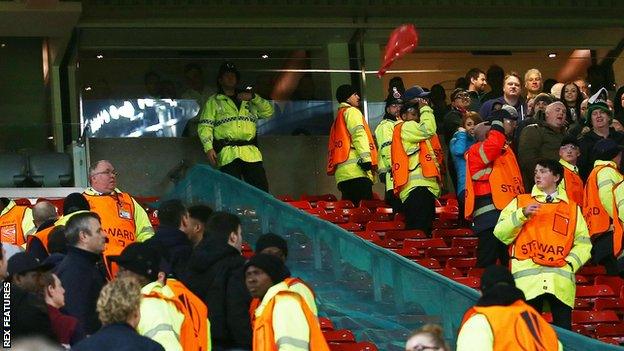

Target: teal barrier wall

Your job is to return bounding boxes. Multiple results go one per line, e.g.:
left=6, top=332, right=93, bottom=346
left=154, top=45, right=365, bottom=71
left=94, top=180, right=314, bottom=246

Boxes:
left=164, top=164, right=621, bottom=351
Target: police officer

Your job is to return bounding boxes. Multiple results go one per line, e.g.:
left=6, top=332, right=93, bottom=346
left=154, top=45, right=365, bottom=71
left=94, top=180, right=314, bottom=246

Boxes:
left=198, top=62, right=274, bottom=191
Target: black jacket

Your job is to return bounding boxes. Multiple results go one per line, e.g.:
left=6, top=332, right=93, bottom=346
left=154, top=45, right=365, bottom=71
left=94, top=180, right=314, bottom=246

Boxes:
left=9, top=283, right=56, bottom=342
left=183, top=239, right=252, bottom=349
left=146, top=225, right=193, bottom=280
left=72, top=323, right=165, bottom=351
left=577, top=128, right=624, bottom=180
left=55, top=246, right=106, bottom=335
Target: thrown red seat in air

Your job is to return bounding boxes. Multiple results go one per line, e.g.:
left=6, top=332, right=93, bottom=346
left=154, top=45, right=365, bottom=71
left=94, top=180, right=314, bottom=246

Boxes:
left=413, top=258, right=441, bottom=269
left=365, top=221, right=405, bottom=232
left=385, top=230, right=427, bottom=241
left=323, top=329, right=356, bottom=343
left=329, top=342, right=378, bottom=351
left=576, top=285, right=616, bottom=298
left=319, top=317, right=335, bottom=331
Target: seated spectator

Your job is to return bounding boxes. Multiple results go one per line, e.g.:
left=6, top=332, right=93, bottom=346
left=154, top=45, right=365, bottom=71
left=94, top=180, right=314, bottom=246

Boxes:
left=55, top=211, right=107, bottom=334
left=184, top=211, right=252, bottom=350
left=457, top=265, right=561, bottom=351
left=245, top=254, right=330, bottom=351
left=405, top=324, right=449, bottom=351
left=252, top=233, right=317, bottom=315
left=188, top=204, right=213, bottom=246
left=72, top=277, right=165, bottom=351
left=0, top=197, right=35, bottom=246
left=40, top=271, right=85, bottom=346
left=32, top=202, right=58, bottom=232
left=450, top=112, right=481, bottom=222
left=111, top=243, right=186, bottom=351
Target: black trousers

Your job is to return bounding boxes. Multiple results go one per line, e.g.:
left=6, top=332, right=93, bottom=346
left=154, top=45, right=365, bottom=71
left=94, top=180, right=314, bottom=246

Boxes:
left=526, top=293, right=572, bottom=330
left=220, top=159, right=269, bottom=192
left=591, top=231, right=623, bottom=276
left=337, top=177, right=373, bottom=206
left=475, top=227, right=509, bottom=268
left=402, top=187, right=436, bottom=235
left=385, top=189, right=402, bottom=214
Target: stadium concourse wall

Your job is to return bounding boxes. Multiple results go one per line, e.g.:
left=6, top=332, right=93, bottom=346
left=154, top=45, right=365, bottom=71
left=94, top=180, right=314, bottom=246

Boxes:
left=163, top=164, right=619, bottom=351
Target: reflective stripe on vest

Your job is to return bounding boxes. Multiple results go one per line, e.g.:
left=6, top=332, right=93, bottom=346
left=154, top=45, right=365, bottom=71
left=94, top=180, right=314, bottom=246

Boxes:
left=391, top=122, right=440, bottom=195
left=168, top=279, right=209, bottom=351
left=513, top=194, right=577, bottom=267
left=249, top=277, right=316, bottom=323
left=460, top=300, right=560, bottom=351
left=0, top=205, right=27, bottom=245
left=326, top=107, right=378, bottom=175
left=464, top=145, right=524, bottom=219
left=84, top=192, right=137, bottom=257
left=563, top=167, right=584, bottom=205
left=583, top=165, right=619, bottom=238
left=252, top=290, right=330, bottom=351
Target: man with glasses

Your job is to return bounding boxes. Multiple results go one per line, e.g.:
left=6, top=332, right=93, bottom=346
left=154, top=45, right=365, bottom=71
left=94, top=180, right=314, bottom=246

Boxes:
left=83, top=160, right=154, bottom=278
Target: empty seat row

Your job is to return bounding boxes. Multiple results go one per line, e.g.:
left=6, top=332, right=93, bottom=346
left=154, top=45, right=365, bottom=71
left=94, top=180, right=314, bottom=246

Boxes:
left=0, top=152, right=72, bottom=187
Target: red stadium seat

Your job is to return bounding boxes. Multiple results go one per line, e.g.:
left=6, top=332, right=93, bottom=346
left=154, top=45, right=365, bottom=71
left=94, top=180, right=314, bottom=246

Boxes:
left=288, top=201, right=313, bottom=210
left=317, top=200, right=355, bottom=210
left=594, top=298, right=624, bottom=312
left=432, top=228, right=473, bottom=239
left=413, top=258, right=441, bottom=269
left=467, top=267, right=485, bottom=278
left=446, top=257, right=477, bottom=274
left=432, top=218, right=457, bottom=229
left=365, top=221, right=405, bottom=232
left=300, top=194, right=337, bottom=202
left=572, top=310, right=619, bottom=325
left=576, top=285, right=616, bottom=298
left=575, top=275, right=590, bottom=285
left=577, top=265, right=607, bottom=279
left=452, top=276, right=480, bottom=289
left=437, top=267, right=463, bottom=279
left=403, top=238, right=447, bottom=251
left=595, top=323, right=624, bottom=338
left=370, top=212, right=393, bottom=222
left=372, top=238, right=400, bottom=249
left=330, top=342, right=378, bottom=351
left=320, top=213, right=348, bottom=224
left=319, top=317, right=335, bottom=331
left=574, top=299, right=593, bottom=310
left=354, top=231, right=381, bottom=242
left=375, top=207, right=393, bottom=214
left=305, top=208, right=327, bottom=216
left=323, top=329, right=356, bottom=343
left=572, top=324, right=594, bottom=337
left=594, top=276, right=624, bottom=296
left=359, top=200, right=387, bottom=209
left=349, top=213, right=374, bottom=224
left=385, top=230, right=427, bottom=241
left=337, top=222, right=363, bottom=231
left=425, top=247, right=469, bottom=261
left=340, top=207, right=371, bottom=216
left=451, top=237, right=478, bottom=248
left=276, top=194, right=295, bottom=202
left=395, top=247, right=423, bottom=259
left=597, top=337, right=621, bottom=345
left=13, top=198, right=32, bottom=206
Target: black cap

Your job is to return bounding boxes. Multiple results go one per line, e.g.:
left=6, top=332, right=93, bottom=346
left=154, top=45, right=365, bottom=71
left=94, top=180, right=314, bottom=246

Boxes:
left=244, top=254, right=290, bottom=284
left=336, top=84, right=358, bottom=103
left=593, top=138, right=624, bottom=161
left=560, top=135, right=580, bottom=148
left=217, top=61, right=240, bottom=80
left=63, top=193, right=90, bottom=215
left=480, top=265, right=516, bottom=293
left=403, top=85, right=430, bottom=101
left=255, top=233, right=288, bottom=257
left=8, top=252, right=54, bottom=277
left=450, top=88, right=469, bottom=101
left=109, top=243, right=161, bottom=282
left=486, top=108, right=513, bottom=122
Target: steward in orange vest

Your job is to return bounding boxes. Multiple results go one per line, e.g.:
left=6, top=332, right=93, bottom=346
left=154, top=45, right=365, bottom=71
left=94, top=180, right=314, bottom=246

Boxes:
left=494, top=160, right=591, bottom=330
left=245, top=254, right=329, bottom=351
left=327, top=84, right=377, bottom=206
left=583, top=138, right=624, bottom=276
left=464, top=109, right=523, bottom=267
left=457, top=265, right=561, bottom=351
left=558, top=137, right=583, bottom=205
left=0, top=198, right=35, bottom=246
left=168, top=278, right=211, bottom=351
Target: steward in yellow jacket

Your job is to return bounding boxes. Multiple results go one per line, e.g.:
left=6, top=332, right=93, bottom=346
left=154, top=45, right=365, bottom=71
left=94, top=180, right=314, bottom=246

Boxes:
left=494, top=160, right=591, bottom=330
left=327, top=84, right=377, bottom=206
left=0, top=198, right=35, bottom=246
left=374, top=91, right=403, bottom=212
left=198, top=62, right=274, bottom=192
left=390, top=100, right=440, bottom=234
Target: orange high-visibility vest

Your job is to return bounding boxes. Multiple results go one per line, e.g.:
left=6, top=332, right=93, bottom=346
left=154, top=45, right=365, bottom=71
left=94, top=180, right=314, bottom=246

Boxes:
left=252, top=290, right=330, bottom=351
left=143, top=287, right=197, bottom=351
left=84, top=192, right=137, bottom=257
left=563, top=166, right=584, bottom=205
left=464, top=146, right=524, bottom=219
left=26, top=226, right=54, bottom=255
left=0, top=205, right=28, bottom=245
left=391, top=122, right=441, bottom=195
left=168, top=279, right=209, bottom=351
left=326, top=107, right=378, bottom=175
left=583, top=164, right=619, bottom=237
left=513, top=194, right=577, bottom=267
left=461, top=300, right=559, bottom=351
left=249, top=277, right=314, bottom=322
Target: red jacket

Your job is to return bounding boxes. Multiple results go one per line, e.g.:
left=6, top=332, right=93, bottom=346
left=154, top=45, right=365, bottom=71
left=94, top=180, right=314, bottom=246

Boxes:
left=466, top=128, right=507, bottom=196
left=48, top=305, right=84, bottom=345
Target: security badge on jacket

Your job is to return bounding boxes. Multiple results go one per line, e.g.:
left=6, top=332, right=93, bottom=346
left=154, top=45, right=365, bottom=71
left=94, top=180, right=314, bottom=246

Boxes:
left=117, top=201, right=133, bottom=220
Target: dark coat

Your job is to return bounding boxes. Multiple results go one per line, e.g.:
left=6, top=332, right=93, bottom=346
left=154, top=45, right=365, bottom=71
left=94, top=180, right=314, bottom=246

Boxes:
left=183, top=239, right=252, bottom=349
left=146, top=225, right=193, bottom=280
left=55, top=246, right=106, bottom=335
left=10, top=284, right=56, bottom=342
left=72, top=323, right=165, bottom=351
left=578, top=128, right=624, bottom=180
left=518, top=121, right=565, bottom=189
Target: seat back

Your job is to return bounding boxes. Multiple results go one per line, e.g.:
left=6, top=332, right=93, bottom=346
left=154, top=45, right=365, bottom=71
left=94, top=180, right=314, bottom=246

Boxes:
left=0, top=153, right=27, bottom=187
left=28, top=153, right=72, bottom=187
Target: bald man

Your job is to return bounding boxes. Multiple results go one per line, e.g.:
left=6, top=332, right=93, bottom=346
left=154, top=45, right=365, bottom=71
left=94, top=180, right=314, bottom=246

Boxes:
left=32, top=201, right=58, bottom=231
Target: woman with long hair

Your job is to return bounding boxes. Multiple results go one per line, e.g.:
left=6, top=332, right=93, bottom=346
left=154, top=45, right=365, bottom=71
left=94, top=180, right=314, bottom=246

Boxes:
left=559, top=82, right=583, bottom=125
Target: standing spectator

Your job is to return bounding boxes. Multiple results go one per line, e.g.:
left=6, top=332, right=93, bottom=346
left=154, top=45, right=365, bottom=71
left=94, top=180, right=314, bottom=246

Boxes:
left=55, top=211, right=107, bottom=334
left=543, top=78, right=558, bottom=95
left=513, top=93, right=554, bottom=148
left=375, top=92, right=403, bottom=212
left=524, top=68, right=543, bottom=100
left=429, top=84, right=449, bottom=128
left=568, top=98, right=590, bottom=139
left=614, top=86, right=624, bottom=122
left=481, top=65, right=504, bottom=102
left=450, top=112, right=481, bottom=222
left=188, top=204, right=213, bottom=247
left=181, top=63, right=213, bottom=114
left=0, top=197, right=35, bottom=246
left=40, top=271, right=85, bottom=346
left=465, top=68, right=487, bottom=112
left=518, top=101, right=567, bottom=189
left=578, top=100, right=624, bottom=179
left=442, top=88, right=470, bottom=145
left=558, top=137, right=584, bottom=205
left=480, top=72, right=527, bottom=121
left=560, top=82, right=584, bottom=125
left=584, top=139, right=624, bottom=276
left=198, top=61, right=274, bottom=192
left=327, top=84, right=377, bottom=206
left=391, top=101, right=440, bottom=234
left=494, top=160, right=591, bottom=330
left=185, top=211, right=252, bottom=350
left=465, top=109, right=523, bottom=267
left=457, top=265, right=561, bottom=350
left=72, top=277, right=165, bottom=351
left=245, top=254, right=330, bottom=351
left=405, top=324, right=450, bottom=351
left=83, top=159, right=154, bottom=278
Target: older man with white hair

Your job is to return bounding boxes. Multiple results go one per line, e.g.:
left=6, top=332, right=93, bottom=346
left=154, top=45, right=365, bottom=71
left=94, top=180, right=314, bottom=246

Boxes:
left=518, top=101, right=567, bottom=189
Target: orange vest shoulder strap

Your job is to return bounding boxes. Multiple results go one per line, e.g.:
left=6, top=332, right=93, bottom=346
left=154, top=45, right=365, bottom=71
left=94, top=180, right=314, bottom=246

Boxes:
left=326, top=107, right=350, bottom=175
left=391, top=122, right=408, bottom=194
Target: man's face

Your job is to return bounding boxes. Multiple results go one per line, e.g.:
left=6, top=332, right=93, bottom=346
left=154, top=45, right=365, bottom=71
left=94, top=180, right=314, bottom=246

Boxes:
left=218, top=72, right=237, bottom=91
left=347, top=93, right=360, bottom=107
left=228, top=225, right=243, bottom=252
left=82, top=218, right=106, bottom=254
left=591, top=109, right=610, bottom=129
left=386, top=104, right=401, bottom=117
left=472, top=73, right=487, bottom=92
left=453, top=92, right=471, bottom=109
left=534, top=100, right=549, bottom=114
left=260, top=246, right=286, bottom=263
left=503, top=76, right=521, bottom=98
left=186, top=217, right=205, bottom=245
left=48, top=274, right=66, bottom=308
left=559, top=144, right=580, bottom=165
left=545, top=105, right=566, bottom=129
left=14, top=271, right=41, bottom=293
left=503, top=118, right=517, bottom=137
left=580, top=100, right=589, bottom=117
left=90, top=161, right=117, bottom=194
left=525, top=73, right=542, bottom=93
left=245, top=266, right=273, bottom=298
left=534, top=164, right=560, bottom=191
left=402, top=108, right=419, bottom=122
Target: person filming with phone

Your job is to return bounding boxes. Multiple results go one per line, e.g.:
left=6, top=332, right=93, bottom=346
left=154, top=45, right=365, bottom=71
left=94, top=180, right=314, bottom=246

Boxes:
left=198, top=61, right=274, bottom=191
